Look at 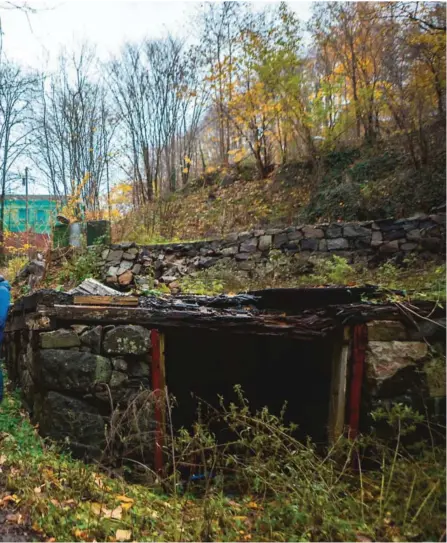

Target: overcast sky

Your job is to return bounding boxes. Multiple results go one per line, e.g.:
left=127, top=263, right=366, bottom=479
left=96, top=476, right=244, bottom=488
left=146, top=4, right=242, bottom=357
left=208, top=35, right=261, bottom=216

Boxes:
left=1, top=1, right=313, bottom=72
left=0, top=1, right=313, bottom=194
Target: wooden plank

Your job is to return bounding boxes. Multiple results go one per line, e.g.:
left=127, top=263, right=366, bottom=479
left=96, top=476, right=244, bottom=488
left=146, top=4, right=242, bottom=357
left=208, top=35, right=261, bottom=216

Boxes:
left=348, top=323, right=368, bottom=441
left=150, top=329, right=166, bottom=475
left=38, top=304, right=334, bottom=339
left=73, top=296, right=139, bottom=307
left=328, top=343, right=349, bottom=443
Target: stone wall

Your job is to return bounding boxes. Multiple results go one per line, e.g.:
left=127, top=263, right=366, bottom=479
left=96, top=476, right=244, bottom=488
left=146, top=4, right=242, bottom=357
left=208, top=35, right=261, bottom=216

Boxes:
left=5, top=324, right=153, bottom=460
left=364, top=319, right=445, bottom=426
left=5, top=306, right=445, bottom=461
left=100, top=212, right=445, bottom=290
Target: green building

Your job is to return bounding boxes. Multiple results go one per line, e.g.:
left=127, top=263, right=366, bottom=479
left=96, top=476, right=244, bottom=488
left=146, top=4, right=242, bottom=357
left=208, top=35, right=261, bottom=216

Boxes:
left=3, top=195, right=61, bottom=235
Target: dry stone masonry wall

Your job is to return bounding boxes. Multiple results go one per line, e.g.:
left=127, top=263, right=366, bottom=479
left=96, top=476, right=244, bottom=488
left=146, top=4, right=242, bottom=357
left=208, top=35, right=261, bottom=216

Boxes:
left=4, top=297, right=444, bottom=461
left=365, top=319, right=445, bottom=417
left=100, top=212, right=445, bottom=290
left=5, top=324, right=153, bottom=460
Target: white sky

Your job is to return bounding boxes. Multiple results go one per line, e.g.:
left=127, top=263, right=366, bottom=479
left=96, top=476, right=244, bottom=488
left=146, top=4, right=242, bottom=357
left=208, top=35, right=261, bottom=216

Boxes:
left=1, top=1, right=313, bottom=72
left=0, top=0, right=312, bottom=194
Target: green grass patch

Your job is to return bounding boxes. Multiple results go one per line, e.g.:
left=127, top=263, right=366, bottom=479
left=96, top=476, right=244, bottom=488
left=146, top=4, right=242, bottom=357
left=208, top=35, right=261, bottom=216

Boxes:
left=178, top=255, right=446, bottom=302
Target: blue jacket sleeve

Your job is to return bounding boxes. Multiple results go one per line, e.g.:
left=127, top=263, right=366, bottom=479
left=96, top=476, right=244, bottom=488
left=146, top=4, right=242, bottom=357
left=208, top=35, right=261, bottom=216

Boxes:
left=0, top=282, right=10, bottom=404
left=0, top=284, right=10, bottom=330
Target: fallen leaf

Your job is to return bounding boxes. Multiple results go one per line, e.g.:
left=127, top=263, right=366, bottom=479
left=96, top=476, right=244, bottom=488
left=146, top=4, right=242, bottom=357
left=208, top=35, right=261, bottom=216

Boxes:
left=116, top=529, right=132, bottom=541
left=73, top=528, right=89, bottom=539
left=247, top=501, right=260, bottom=509
left=356, top=535, right=373, bottom=543
left=110, top=506, right=123, bottom=520
left=116, top=495, right=134, bottom=504
left=2, top=494, right=19, bottom=504
left=0, top=455, right=6, bottom=465
left=91, top=503, right=122, bottom=520
left=93, top=474, right=104, bottom=488
left=6, top=513, right=23, bottom=524
left=32, top=522, right=43, bottom=533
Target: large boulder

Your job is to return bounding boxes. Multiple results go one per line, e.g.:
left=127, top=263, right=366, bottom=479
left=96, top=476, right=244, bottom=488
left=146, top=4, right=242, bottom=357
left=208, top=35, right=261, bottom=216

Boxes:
left=41, top=329, right=80, bottom=349
left=39, top=350, right=112, bottom=392
left=39, top=391, right=106, bottom=456
left=343, top=225, right=371, bottom=238
left=367, top=320, right=408, bottom=341
left=366, top=341, right=428, bottom=397
left=240, top=238, right=258, bottom=253
left=327, top=238, right=349, bottom=251
left=103, top=325, right=151, bottom=355
left=80, top=326, right=102, bottom=354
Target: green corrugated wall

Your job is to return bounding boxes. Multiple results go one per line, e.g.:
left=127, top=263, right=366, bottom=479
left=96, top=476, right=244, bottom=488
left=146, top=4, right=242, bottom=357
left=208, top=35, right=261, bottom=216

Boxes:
left=3, top=197, right=60, bottom=234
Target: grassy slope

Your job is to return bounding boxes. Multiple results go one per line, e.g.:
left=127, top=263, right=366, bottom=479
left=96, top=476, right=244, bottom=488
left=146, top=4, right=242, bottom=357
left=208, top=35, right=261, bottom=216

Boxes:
left=115, top=143, right=445, bottom=244
left=116, top=175, right=310, bottom=244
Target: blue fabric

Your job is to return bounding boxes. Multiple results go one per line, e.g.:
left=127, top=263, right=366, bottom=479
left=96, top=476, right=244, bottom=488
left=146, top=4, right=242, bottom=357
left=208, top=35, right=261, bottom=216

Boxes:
left=0, top=280, right=11, bottom=404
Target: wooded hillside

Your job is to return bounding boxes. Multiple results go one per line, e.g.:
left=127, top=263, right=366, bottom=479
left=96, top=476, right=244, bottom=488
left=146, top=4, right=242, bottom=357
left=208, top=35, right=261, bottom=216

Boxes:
left=0, top=1, right=445, bottom=241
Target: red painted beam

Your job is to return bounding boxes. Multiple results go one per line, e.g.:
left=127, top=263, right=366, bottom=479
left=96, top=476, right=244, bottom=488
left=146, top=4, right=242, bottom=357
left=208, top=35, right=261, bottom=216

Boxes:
left=348, top=323, right=368, bottom=440
left=150, top=329, right=165, bottom=475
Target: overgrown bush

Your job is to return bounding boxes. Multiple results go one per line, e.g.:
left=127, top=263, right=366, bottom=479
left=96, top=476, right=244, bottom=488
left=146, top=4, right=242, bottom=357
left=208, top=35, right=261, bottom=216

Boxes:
left=164, top=388, right=446, bottom=542
left=0, top=376, right=445, bottom=542
left=56, top=248, right=101, bottom=286
left=4, top=256, right=28, bottom=282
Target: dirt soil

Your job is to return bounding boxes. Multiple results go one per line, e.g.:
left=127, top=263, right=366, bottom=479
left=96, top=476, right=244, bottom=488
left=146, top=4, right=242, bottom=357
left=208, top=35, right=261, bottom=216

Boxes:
left=0, top=500, right=43, bottom=542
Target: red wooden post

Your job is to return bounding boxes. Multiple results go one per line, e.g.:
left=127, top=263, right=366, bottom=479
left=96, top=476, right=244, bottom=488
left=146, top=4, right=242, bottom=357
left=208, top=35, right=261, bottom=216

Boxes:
left=348, top=323, right=368, bottom=440
left=150, top=329, right=165, bottom=475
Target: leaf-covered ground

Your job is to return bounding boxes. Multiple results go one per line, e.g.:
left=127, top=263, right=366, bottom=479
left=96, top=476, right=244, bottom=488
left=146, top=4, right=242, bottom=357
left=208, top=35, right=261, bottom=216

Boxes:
left=0, top=391, right=301, bottom=542
left=0, top=385, right=445, bottom=543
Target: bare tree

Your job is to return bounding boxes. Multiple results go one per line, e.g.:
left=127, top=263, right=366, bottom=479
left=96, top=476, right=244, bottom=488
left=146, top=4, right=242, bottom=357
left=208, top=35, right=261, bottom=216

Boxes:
left=0, top=60, right=37, bottom=247
left=31, top=44, right=119, bottom=216
left=108, top=36, right=207, bottom=203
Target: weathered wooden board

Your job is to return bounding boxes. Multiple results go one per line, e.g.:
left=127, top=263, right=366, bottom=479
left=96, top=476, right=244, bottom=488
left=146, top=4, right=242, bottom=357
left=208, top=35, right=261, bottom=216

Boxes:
left=37, top=304, right=335, bottom=339
left=73, top=296, right=139, bottom=307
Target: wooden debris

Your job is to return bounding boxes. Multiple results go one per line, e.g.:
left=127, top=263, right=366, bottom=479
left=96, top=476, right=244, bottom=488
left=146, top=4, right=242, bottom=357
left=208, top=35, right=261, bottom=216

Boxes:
left=68, top=278, right=125, bottom=297
left=73, top=296, right=139, bottom=307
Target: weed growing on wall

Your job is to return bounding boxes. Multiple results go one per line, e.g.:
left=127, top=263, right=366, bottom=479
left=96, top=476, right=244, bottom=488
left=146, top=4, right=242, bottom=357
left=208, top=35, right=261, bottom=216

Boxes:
left=55, top=249, right=101, bottom=286
left=178, top=254, right=446, bottom=302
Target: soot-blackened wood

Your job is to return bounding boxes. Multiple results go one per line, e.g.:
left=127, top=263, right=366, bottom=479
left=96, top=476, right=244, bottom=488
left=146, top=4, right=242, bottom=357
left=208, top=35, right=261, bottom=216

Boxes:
left=248, top=286, right=380, bottom=311
left=73, top=296, right=139, bottom=307
left=10, top=290, right=73, bottom=314
left=37, top=304, right=335, bottom=339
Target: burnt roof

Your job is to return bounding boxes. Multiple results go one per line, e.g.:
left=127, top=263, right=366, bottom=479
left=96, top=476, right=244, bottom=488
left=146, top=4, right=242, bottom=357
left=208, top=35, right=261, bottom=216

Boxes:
left=6, top=287, right=444, bottom=341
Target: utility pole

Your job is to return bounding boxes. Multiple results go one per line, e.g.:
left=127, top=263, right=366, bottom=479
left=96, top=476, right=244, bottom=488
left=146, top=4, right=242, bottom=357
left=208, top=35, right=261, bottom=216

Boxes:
left=22, top=167, right=29, bottom=257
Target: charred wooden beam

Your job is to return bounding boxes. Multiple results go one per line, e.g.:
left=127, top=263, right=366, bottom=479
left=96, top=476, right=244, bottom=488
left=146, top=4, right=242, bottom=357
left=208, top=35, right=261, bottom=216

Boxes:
left=36, top=304, right=336, bottom=339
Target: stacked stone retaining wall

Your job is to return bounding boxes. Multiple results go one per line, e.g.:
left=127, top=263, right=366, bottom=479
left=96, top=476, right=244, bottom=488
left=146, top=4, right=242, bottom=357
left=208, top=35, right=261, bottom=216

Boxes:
left=99, top=212, right=445, bottom=290
left=5, top=324, right=154, bottom=460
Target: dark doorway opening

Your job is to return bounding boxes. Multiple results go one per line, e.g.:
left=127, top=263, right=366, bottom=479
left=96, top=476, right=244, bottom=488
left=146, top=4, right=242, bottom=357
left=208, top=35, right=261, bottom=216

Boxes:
left=164, top=329, right=335, bottom=445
